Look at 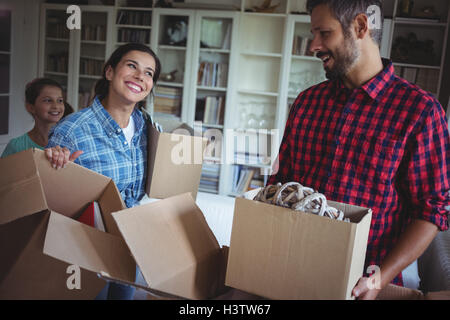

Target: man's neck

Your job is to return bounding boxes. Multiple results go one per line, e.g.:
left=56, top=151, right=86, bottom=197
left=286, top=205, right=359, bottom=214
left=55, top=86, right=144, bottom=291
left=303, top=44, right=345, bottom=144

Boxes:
left=341, top=46, right=384, bottom=89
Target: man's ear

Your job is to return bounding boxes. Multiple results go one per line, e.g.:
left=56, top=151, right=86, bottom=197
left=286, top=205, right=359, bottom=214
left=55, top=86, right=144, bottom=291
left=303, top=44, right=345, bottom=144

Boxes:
left=105, top=65, right=113, bottom=81
left=353, top=13, right=369, bottom=40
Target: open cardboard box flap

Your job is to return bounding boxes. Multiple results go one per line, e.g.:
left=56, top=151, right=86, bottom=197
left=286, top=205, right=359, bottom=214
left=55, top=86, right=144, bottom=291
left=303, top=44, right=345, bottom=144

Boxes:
left=110, top=192, right=224, bottom=299
left=146, top=122, right=207, bottom=200
left=0, top=149, right=134, bottom=299
left=43, top=211, right=136, bottom=283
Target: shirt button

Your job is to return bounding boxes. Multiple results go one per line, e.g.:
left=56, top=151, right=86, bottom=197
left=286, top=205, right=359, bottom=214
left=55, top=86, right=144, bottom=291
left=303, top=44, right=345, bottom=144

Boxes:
left=124, top=141, right=128, bottom=145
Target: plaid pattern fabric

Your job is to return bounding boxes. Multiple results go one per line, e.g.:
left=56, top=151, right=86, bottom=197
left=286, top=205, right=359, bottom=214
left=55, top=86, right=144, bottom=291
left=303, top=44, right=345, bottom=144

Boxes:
left=268, top=59, right=450, bottom=285
left=47, top=97, right=148, bottom=208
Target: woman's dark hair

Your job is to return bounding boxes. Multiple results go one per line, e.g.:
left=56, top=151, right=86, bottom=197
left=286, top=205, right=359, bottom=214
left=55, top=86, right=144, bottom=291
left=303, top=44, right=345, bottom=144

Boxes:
left=306, top=0, right=384, bottom=47
left=25, top=78, right=64, bottom=105
left=95, top=43, right=161, bottom=101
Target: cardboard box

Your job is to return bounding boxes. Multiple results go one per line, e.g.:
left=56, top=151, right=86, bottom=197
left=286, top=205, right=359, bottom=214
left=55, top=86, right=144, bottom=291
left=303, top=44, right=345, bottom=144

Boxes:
left=146, top=120, right=207, bottom=200
left=225, top=197, right=372, bottom=300
left=0, top=148, right=136, bottom=299
left=103, top=192, right=227, bottom=299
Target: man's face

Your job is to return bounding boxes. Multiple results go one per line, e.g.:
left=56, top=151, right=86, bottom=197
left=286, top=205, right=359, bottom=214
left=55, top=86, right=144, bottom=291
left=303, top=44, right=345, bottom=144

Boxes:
left=310, top=4, right=361, bottom=80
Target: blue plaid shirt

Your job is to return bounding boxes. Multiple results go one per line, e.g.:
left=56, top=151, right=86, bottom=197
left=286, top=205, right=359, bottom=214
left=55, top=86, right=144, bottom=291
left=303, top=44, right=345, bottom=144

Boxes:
left=47, top=97, right=148, bottom=208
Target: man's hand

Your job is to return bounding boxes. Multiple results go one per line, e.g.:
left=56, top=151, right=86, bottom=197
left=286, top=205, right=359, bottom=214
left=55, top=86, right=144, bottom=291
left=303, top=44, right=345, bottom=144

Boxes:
left=352, top=277, right=381, bottom=300
left=45, top=146, right=83, bottom=169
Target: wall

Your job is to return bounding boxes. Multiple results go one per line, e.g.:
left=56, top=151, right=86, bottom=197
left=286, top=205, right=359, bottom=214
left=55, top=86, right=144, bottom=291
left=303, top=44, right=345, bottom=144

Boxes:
left=0, top=0, right=42, bottom=155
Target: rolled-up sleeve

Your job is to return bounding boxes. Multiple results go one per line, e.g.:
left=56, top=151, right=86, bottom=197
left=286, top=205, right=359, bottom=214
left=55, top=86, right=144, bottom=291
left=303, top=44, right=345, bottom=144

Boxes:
left=404, top=100, right=450, bottom=231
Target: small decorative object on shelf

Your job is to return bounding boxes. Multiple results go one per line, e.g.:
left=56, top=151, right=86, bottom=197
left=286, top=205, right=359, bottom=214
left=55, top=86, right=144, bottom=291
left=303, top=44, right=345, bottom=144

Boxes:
left=415, top=6, right=439, bottom=20
left=160, top=69, right=178, bottom=82
left=391, top=33, right=438, bottom=66
left=399, top=0, right=414, bottom=17
left=247, top=0, right=280, bottom=13
left=165, top=17, right=187, bottom=46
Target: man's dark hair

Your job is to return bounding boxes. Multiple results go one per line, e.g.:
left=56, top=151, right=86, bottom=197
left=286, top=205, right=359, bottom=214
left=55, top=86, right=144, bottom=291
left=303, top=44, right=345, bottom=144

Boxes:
left=306, top=0, right=384, bottom=47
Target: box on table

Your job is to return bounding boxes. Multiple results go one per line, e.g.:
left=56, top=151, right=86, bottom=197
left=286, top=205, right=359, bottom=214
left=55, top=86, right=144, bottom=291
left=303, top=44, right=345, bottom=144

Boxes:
left=0, top=148, right=135, bottom=299
left=225, top=197, right=372, bottom=300
left=146, top=120, right=207, bottom=200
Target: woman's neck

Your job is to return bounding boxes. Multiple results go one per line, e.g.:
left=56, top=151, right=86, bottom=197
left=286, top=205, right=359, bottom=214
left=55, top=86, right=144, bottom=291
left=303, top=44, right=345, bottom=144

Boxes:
left=102, top=95, right=135, bottom=128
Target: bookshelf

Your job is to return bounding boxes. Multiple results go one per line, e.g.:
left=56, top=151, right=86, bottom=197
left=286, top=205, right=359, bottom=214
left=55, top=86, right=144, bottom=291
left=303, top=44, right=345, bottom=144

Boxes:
left=38, top=4, right=114, bottom=110
left=150, top=9, right=239, bottom=194
left=36, top=0, right=449, bottom=197
left=384, top=0, right=450, bottom=98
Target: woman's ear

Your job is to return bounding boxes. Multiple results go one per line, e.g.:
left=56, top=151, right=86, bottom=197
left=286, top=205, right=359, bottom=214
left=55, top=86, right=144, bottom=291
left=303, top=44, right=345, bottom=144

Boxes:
left=105, top=65, right=114, bottom=81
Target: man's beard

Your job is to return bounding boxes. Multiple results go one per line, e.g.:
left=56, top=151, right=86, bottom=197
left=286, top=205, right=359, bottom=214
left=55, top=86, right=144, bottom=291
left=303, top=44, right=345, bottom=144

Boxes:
left=324, top=34, right=360, bottom=80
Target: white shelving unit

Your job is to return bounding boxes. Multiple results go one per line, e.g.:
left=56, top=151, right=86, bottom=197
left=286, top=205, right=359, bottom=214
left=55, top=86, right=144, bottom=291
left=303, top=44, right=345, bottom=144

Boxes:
left=384, top=0, right=450, bottom=98
left=38, top=3, right=115, bottom=111
left=36, top=0, right=449, bottom=197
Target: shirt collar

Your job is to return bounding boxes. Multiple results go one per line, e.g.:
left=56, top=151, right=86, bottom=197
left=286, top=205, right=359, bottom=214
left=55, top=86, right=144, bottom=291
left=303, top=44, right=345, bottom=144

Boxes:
left=360, top=58, right=395, bottom=102
left=91, top=96, right=146, bottom=137
left=331, top=58, right=395, bottom=102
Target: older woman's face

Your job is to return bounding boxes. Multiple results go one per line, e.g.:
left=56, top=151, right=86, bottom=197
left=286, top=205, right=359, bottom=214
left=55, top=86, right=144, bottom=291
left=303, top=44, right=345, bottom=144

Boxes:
left=106, top=50, right=156, bottom=105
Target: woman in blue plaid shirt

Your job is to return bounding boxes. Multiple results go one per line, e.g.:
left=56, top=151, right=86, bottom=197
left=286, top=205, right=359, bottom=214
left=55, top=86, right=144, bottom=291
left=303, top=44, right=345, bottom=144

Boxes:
left=45, top=43, right=161, bottom=299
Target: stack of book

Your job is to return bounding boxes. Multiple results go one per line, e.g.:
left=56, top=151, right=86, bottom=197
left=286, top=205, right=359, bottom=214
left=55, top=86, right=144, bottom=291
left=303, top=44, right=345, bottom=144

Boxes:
left=292, top=36, right=313, bottom=56
left=79, top=57, right=103, bottom=76
left=154, top=86, right=182, bottom=115
left=116, top=10, right=152, bottom=26
left=47, top=17, right=69, bottom=39
left=202, top=96, right=225, bottom=125
left=47, top=53, right=68, bottom=73
left=197, top=61, right=228, bottom=87
left=118, top=28, right=150, bottom=43
left=81, top=25, right=106, bottom=41
left=232, top=166, right=254, bottom=194
left=232, top=165, right=266, bottom=194
left=199, top=164, right=220, bottom=193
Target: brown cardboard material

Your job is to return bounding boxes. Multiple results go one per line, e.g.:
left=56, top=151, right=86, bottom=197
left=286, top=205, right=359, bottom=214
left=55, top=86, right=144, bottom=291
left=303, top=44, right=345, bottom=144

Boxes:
left=0, top=149, right=135, bottom=299
left=146, top=122, right=207, bottom=200
left=108, top=192, right=225, bottom=300
left=225, top=197, right=372, bottom=300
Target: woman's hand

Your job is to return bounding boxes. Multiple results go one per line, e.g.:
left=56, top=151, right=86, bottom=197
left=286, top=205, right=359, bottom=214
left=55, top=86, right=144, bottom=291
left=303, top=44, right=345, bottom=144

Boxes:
left=44, top=146, right=83, bottom=169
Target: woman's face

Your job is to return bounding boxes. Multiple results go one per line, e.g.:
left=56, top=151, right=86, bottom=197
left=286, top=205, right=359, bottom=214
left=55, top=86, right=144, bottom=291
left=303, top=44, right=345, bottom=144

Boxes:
left=106, top=50, right=156, bottom=106
left=27, top=85, right=64, bottom=124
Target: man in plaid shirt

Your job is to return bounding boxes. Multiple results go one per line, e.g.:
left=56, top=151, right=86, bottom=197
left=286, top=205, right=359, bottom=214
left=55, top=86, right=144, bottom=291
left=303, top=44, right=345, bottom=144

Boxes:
left=268, top=0, right=450, bottom=299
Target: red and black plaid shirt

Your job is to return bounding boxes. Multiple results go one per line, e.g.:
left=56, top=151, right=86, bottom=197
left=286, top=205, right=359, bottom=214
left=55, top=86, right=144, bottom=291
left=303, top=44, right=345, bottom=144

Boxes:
left=268, top=59, right=450, bottom=286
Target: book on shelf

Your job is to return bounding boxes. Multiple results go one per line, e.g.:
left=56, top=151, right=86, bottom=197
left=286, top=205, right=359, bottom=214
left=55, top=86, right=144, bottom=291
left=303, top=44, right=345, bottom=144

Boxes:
left=77, top=201, right=105, bottom=232
left=198, top=61, right=228, bottom=87
left=154, top=86, right=182, bottom=115
left=233, top=167, right=255, bottom=194
left=202, top=96, right=225, bottom=125
left=199, top=163, right=220, bottom=193
left=118, top=28, right=150, bottom=43
left=402, top=67, right=418, bottom=83
left=292, top=36, right=311, bottom=56
left=81, top=25, right=106, bottom=42
left=117, top=10, right=152, bottom=26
